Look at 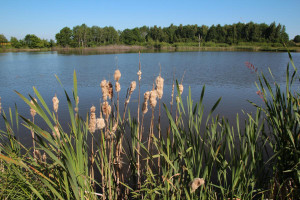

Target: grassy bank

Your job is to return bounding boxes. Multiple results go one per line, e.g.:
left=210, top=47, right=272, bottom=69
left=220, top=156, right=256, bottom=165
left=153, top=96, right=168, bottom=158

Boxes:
left=0, top=52, right=299, bottom=199
left=2, top=42, right=300, bottom=53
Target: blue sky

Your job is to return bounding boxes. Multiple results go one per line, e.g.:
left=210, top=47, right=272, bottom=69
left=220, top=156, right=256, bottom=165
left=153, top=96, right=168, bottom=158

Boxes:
left=1, top=0, right=300, bottom=40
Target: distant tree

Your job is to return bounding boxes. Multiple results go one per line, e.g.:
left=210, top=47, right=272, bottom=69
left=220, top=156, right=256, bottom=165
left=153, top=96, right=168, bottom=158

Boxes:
left=0, top=34, right=8, bottom=43
left=24, top=34, right=43, bottom=48
left=206, top=25, right=217, bottom=42
left=293, top=35, right=300, bottom=43
left=10, top=37, right=22, bottom=48
left=56, top=27, right=72, bottom=47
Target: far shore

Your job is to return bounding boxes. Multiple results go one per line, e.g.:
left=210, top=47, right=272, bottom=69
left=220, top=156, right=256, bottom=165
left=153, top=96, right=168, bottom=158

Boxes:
left=1, top=44, right=300, bottom=54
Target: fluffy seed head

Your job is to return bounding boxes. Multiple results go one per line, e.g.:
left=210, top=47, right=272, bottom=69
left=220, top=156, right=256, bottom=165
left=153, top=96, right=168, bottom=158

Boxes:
left=102, top=101, right=111, bottom=117
left=96, top=118, right=105, bottom=130
left=42, top=152, right=47, bottom=162
left=34, top=150, right=42, bottom=160
left=115, top=82, right=121, bottom=92
left=52, top=94, right=59, bottom=113
left=100, top=80, right=108, bottom=101
left=137, top=70, right=142, bottom=81
left=179, top=84, right=184, bottom=95
left=155, top=76, right=164, bottom=99
left=114, top=69, right=121, bottom=81
left=30, top=98, right=37, bottom=118
left=130, top=81, right=136, bottom=94
left=150, top=90, right=157, bottom=108
left=53, top=125, right=60, bottom=140
left=189, top=178, right=205, bottom=193
left=108, top=81, right=113, bottom=99
left=89, top=106, right=96, bottom=134
left=142, top=91, right=150, bottom=114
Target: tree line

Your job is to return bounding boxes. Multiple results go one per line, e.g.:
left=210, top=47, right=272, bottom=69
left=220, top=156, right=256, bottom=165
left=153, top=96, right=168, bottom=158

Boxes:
left=1, top=22, right=299, bottom=49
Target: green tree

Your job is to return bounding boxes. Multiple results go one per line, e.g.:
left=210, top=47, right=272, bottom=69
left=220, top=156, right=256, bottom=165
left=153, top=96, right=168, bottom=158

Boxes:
left=10, top=37, right=22, bottom=48
left=24, top=34, right=43, bottom=48
left=293, top=35, right=300, bottom=43
left=56, top=27, right=72, bottom=47
left=0, top=34, right=8, bottom=43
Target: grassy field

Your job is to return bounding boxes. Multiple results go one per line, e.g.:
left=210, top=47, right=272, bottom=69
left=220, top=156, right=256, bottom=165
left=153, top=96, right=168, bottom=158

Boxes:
left=0, top=52, right=299, bottom=199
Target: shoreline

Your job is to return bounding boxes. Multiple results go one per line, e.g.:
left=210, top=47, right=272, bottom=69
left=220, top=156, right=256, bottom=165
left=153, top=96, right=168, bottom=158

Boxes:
left=1, top=44, right=300, bottom=54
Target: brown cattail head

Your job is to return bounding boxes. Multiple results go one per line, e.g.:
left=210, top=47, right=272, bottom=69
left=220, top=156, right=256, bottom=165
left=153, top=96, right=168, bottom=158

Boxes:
left=100, top=80, right=108, bottom=101
left=30, top=98, right=37, bottom=118
left=42, top=152, right=47, bottom=162
left=189, top=178, right=205, bottom=193
left=102, top=101, right=111, bottom=117
left=130, top=81, right=136, bottom=94
left=89, top=106, right=96, bottom=134
left=155, top=75, right=164, bottom=99
left=142, top=91, right=150, bottom=114
left=114, top=69, right=121, bottom=81
left=107, top=81, right=113, bottom=99
left=34, top=149, right=42, bottom=160
left=52, top=94, right=59, bottom=113
left=115, top=82, right=121, bottom=92
left=52, top=125, right=60, bottom=140
left=76, top=96, right=79, bottom=105
left=137, top=70, right=142, bottom=81
left=96, top=118, right=105, bottom=130
left=150, top=90, right=157, bottom=108
left=179, top=84, right=184, bottom=95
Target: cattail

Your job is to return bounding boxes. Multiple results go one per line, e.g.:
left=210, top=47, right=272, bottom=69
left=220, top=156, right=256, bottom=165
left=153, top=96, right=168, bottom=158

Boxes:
left=52, top=94, right=59, bottom=113
left=102, top=101, right=111, bottom=117
left=179, top=84, right=184, bottom=95
left=189, top=178, right=205, bottom=193
left=112, top=122, right=118, bottom=133
left=42, top=152, right=47, bottom=162
left=125, top=81, right=136, bottom=104
left=100, top=80, right=108, bottom=101
left=170, top=82, right=175, bottom=105
left=96, top=118, right=105, bottom=130
left=114, top=69, right=121, bottom=81
left=137, top=70, right=142, bottom=81
left=52, top=125, right=60, bottom=140
left=89, top=106, right=96, bottom=134
left=107, top=81, right=113, bottom=99
left=150, top=90, right=157, bottom=108
left=115, top=82, right=121, bottom=92
left=129, top=81, right=136, bottom=94
left=34, top=150, right=42, bottom=160
left=155, top=75, right=164, bottom=99
left=30, top=98, right=37, bottom=118
left=142, top=91, right=150, bottom=114
left=0, top=97, right=2, bottom=114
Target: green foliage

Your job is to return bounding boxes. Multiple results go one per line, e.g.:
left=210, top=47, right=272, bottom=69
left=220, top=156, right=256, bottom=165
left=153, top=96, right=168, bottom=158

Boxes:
left=0, top=34, right=8, bottom=43
left=56, top=27, right=72, bottom=47
left=294, top=35, right=300, bottom=43
left=10, top=37, right=22, bottom=48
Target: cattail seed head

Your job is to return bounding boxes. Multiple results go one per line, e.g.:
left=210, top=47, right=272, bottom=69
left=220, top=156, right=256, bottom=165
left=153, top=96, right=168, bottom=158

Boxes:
left=34, top=150, right=42, bottom=160
left=179, top=84, right=184, bottom=95
left=115, top=82, right=121, bottom=92
left=150, top=90, right=157, bottom=108
left=52, top=94, right=59, bottom=113
left=155, top=76, right=164, bottom=99
left=89, top=106, right=96, bottom=134
left=189, top=178, right=205, bottom=193
left=53, top=125, right=60, bottom=140
left=30, top=98, right=37, bottom=118
left=0, top=97, right=2, bottom=114
left=114, top=69, right=121, bottom=81
left=96, top=118, right=105, bottom=130
left=142, top=91, right=150, bottom=114
left=100, top=80, right=109, bottom=101
left=107, top=81, right=113, bottom=99
left=42, top=152, right=47, bottom=162
left=137, top=70, right=142, bottom=81
left=130, top=81, right=136, bottom=94
left=102, top=101, right=111, bottom=117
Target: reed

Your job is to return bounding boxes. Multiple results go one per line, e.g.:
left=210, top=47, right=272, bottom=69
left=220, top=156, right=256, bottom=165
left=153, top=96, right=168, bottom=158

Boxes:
left=0, top=52, right=299, bottom=200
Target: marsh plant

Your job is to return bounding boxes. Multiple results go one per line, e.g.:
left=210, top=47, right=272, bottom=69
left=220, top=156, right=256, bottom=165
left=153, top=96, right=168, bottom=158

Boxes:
left=0, top=52, right=299, bottom=199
